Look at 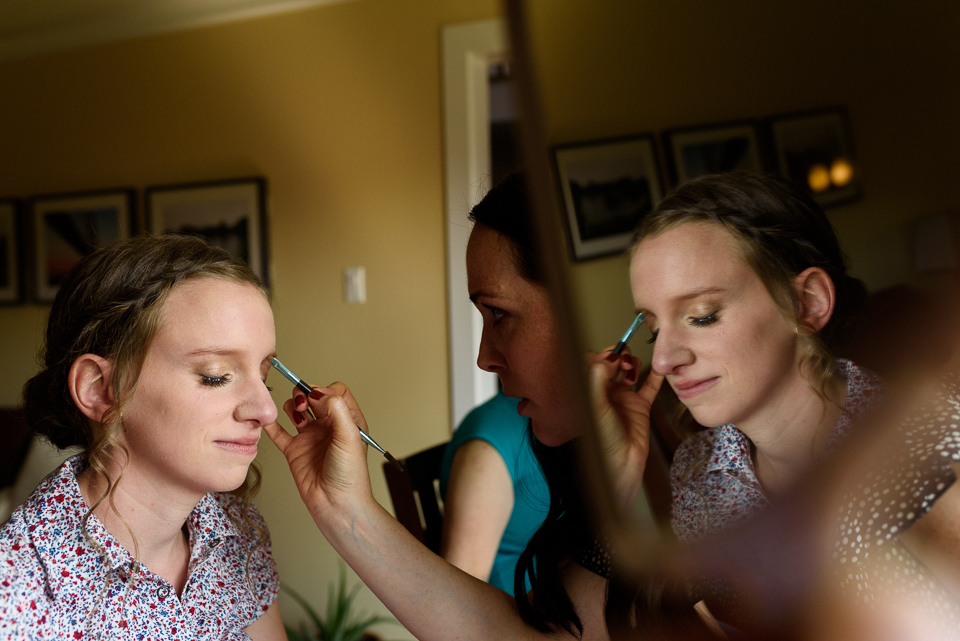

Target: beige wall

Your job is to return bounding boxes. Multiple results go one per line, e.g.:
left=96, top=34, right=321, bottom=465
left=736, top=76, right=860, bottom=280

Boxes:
left=0, top=1, right=498, bottom=637
left=2, top=0, right=957, bottom=636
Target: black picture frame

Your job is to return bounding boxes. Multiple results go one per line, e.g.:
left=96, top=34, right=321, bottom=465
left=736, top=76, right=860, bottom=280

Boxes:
left=552, top=134, right=664, bottom=261
left=0, top=199, right=24, bottom=304
left=662, top=120, right=764, bottom=186
left=146, top=177, right=269, bottom=286
left=768, top=107, right=860, bottom=207
left=30, top=189, right=136, bottom=303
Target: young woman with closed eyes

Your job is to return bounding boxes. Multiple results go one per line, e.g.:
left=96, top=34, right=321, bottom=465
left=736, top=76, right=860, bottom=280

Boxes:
left=1, top=235, right=286, bottom=640
left=633, top=173, right=959, bottom=632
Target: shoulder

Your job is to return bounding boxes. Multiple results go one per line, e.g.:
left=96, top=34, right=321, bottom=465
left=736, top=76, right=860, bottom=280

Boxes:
left=453, top=395, right=525, bottom=443
left=669, top=426, right=763, bottom=543
left=199, top=494, right=279, bottom=621
left=0, top=517, right=48, bottom=632
left=444, top=394, right=528, bottom=471
left=670, top=428, right=722, bottom=483
left=209, top=492, right=270, bottom=538
left=838, top=359, right=883, bottom=414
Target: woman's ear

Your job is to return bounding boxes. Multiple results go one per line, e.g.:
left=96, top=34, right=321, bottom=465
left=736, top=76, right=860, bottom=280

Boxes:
left=793, top=267, right=836, bottom=333
left=68, top=355, right=116, bottom=423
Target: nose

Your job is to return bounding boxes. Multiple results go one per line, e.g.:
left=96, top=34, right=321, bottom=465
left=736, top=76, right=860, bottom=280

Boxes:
left=236, top=376, right=279, bottom=427
left=650, top=327, right=694, bottom=375
left=476, top=325, right=505, bottom=373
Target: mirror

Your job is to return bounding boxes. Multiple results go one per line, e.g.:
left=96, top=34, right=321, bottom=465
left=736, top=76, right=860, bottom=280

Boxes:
left=521, top=0, right=959, bottom=355
left=506, top=0, right=960, bottom=633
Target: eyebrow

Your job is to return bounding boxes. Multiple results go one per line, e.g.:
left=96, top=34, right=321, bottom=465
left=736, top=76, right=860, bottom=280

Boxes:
left=674, top=286, right=727, bottom=301
left=468, top=289, right=498, bottom=304
left=636, top=287, right=727, bottom=315
left=185, top=348, right=278, bottom=361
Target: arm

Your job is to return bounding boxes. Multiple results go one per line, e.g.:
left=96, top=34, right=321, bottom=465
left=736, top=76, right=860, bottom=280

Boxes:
left=440, top=439, right=514, bottom=583
left=262, top=383, right=581, bottom=641
left=245, top=600, right=287, bottom=641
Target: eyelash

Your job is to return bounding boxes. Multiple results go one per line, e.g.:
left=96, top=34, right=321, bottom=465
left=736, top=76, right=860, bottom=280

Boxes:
left=645, top=312, right=719, bottom=343
left=201, top=374, right=231, bottom=387
left=484, top=305, right=506, bottom=325
left=201, top=374, right=274, bottom=391
left=690, top=312, right=718, bottom=327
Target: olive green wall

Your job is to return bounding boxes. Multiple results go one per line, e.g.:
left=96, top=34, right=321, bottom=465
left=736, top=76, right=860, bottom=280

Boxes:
left=1, top=0, right=957, bottom=636
left=0, top=1, right=499, bottom=637
left=531, top=0, right=960, bottom=364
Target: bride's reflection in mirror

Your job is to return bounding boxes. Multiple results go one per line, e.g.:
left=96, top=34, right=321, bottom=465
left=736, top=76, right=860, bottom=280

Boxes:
left=515, top=0, right=960, bottom=636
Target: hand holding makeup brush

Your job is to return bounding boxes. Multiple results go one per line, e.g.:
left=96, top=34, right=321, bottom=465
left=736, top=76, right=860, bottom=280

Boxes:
left=264, top=382, right=376, bottom=517
left=590, top=347, right=665, bottom=508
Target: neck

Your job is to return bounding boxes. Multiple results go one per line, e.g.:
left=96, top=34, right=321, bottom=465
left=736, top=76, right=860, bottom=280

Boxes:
left=747, top=372, right=847, bottom=496
left=77, top=459, right=199, bottom=594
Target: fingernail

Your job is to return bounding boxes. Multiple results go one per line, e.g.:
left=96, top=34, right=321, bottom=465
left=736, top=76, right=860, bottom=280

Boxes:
left=295, top=394, right=305, bottom=406
left=293, top=411, right=305, bottom=423
left=605, top=352, right=620, bottom=362
left=309, top=390, right=325, bottom=400
left=627, top=368, right=639, bottom=385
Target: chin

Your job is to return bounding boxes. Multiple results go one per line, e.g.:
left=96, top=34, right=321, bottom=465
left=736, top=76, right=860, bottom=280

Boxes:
left=685, top=406, right=732, bottom=430
left=213, top=467, right=255, bottom=494
left=531, top=420, right=581, bottom=448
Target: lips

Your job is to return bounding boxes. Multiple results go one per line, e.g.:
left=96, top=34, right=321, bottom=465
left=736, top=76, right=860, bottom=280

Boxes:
left=214, top=437, right=259, bottom=456
left=672, top=376, right=718, bottom=400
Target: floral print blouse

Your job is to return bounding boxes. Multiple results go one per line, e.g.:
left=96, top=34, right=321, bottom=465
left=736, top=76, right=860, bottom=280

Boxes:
left=670, top=360, right=960, bottom=635
left=0, top=455, right=279, bottom=640
left=670, top=359, right=882, bottom=543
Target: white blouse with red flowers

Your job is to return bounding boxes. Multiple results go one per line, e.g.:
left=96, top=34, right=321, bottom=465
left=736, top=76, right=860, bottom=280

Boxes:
left=670, top=359, right=883, bottom=544
left=0, top=456, right=279, bottom=640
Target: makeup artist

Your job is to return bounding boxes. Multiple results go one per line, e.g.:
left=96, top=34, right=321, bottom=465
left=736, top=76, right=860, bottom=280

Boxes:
left=438, top=387, right=550, bottom=597
left=1, top=235, right=286, bottom=640
left=266, top=170, right=683, bottom=641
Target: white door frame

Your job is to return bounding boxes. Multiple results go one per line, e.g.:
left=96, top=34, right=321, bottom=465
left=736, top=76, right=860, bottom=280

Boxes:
left=441, top=18, right=505, bottom=430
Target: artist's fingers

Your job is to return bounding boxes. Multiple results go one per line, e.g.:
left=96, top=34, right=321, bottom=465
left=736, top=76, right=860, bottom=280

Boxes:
left=591, top=348, right=641, bottom=388
left=320, top=381, right=369, bottom=432
left=262, top=420, right=293, bottom=452
left=636, top=368, right=665, bottom=407
left=282, top=396, right=310, bottom=428
left=304, top=390, right=369, bottom=452
left=288, top=383, right=320, bottom=411
left=590, top=344, right=619, bottom=364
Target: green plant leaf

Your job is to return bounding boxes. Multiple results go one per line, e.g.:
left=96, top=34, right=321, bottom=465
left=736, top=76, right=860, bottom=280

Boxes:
left=280, top=583, right=325, bottom=636
left=280, top=561, right=400, bottom=641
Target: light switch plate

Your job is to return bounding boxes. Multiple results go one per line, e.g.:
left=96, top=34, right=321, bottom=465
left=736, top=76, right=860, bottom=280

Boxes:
left=343, top=267, right=366, bottom=303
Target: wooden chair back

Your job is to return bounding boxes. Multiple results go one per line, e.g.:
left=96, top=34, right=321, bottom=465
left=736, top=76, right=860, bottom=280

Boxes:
left=382, top=442, right=448, bottom=554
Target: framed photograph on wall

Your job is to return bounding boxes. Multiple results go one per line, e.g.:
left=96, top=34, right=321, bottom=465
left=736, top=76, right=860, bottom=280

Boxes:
left=146, top=177, right=268, bottom=285
left=0, top=200, right=23, bottom=304
left=31, top=190, right=135, bottom=303
left=768, top=107, right=860, bottom=207
left=663, top=121, right=764, bottom=185
left=553, top=134, right=663, bottom=261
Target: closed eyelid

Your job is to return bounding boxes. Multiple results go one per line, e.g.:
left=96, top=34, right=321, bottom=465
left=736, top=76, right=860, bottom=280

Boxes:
left=201, top=373, right=232, bottom=387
